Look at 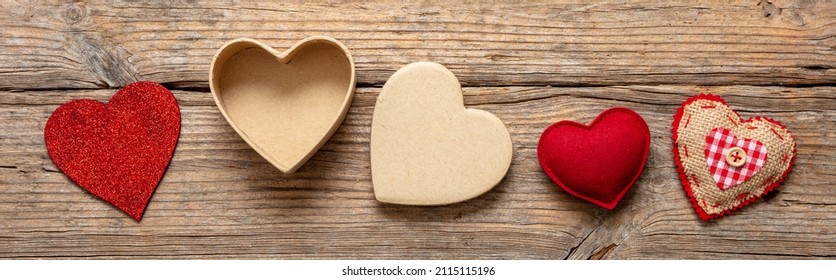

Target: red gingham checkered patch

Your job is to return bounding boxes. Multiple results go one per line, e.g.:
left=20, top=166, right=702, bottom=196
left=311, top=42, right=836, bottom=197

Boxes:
left=704, top=128, right=768, bottom=190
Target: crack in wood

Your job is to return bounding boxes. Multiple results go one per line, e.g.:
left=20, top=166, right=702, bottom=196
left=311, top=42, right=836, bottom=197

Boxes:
left=781, top=199, right=836, bottom=207
left=802, top=65, right=830, bottom=71
left=589, top=243, right=618, bottom=260
left=565, top=221, right=604, bottom=260
left=42, top=166, right=60, bottom=173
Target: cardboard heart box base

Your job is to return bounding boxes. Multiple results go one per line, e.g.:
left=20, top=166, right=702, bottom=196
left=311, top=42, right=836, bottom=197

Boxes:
left=210, top=37, right=356, bottom=173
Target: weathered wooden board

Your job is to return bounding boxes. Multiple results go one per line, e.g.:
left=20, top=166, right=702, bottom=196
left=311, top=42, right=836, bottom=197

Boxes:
left=0, top=1, right=833, bottom=90
left=1, top=0, right=833, bottom=260
left=1, top=85, right=833, bottom=259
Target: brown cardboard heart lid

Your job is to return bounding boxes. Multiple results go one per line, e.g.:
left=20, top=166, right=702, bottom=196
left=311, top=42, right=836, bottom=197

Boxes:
left=370, top=62, right=513, bottom=205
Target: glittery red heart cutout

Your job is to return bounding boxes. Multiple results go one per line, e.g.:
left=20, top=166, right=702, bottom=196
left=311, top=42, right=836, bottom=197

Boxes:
left=44, top=82, right=180, bottom=220
left=537, top=108, right=650, bottom=210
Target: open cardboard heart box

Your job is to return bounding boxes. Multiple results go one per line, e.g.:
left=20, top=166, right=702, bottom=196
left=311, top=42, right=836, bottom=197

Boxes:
left=209, top=37, right=356, bottom=173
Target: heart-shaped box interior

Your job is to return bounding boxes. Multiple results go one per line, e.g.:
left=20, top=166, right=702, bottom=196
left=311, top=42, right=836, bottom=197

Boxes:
left=209, top=37, right=355, bottom=173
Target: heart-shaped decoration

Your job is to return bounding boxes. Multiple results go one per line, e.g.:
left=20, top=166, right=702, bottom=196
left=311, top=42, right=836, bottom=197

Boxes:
left=672, top=94, right=796, bottom=220
left=537, top=108, right=650, bottom=209
left=44, top=81, right=180, bottom=220
left=209, top=37, right=355, bottom=173
left=705, top=128, right=767, bottom=191
left=370, top=62, right=513, bottom=205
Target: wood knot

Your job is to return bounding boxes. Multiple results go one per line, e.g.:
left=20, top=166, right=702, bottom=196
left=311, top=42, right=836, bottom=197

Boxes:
left=61, top=3, right=87, bottom=24
left=757, top=0, right=781, bottom=18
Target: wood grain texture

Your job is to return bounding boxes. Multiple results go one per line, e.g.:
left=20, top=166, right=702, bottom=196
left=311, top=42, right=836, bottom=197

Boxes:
left=0, top=0, right=835, bottom=259
left=1, top=86, right=834, bottom=259
left=0, top=0, right=833, bottom=90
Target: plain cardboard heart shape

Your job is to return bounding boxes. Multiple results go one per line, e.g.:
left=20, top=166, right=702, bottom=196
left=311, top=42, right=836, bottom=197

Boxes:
left=44, top=81, right=180, bottom=220
left=209, top=37, right=355, bottom=173
left=672, top=94, right=796, bottom=220
left=537, top=107, right=650, bottom=210
left=371, top=62, right=513, bottom=205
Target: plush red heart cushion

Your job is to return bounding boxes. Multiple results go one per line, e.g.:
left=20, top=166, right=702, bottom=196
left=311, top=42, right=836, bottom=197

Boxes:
left=537, top=107, right=650, bottom=209
left=44, top=81, right=180, bottom=220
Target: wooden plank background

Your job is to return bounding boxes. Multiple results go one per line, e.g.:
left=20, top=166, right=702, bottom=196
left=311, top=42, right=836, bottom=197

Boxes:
left=1, top=1, right=834, bottom=259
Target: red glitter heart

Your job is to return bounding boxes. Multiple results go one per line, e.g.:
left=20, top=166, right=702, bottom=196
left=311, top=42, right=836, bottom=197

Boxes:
left=537, top=108, right=651, bottom=209
left=44, top=82, right=180, bottom=220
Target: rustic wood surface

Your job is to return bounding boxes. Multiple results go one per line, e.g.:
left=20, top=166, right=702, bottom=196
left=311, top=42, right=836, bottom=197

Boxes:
left=0, top=1, right=834, bottom=259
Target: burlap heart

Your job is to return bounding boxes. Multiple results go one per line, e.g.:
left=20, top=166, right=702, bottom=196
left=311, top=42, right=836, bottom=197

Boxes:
left=672, top=94, right=796, bottom=220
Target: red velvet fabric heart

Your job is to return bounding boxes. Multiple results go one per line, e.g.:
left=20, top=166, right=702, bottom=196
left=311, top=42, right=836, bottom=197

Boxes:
left=44, top=82, right=180, bottom=220
left=537, top=108, right=650, bottom=209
